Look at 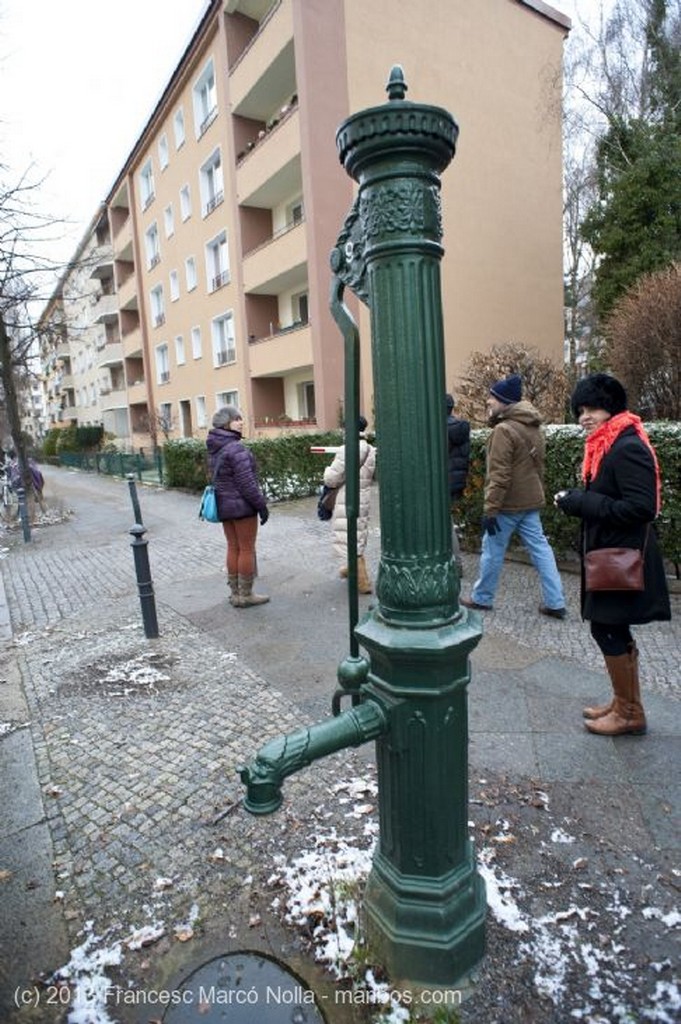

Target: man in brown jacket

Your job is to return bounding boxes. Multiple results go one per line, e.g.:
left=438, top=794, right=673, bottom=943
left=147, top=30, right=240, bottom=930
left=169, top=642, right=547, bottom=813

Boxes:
left=461, top=374, right=566, bottom=618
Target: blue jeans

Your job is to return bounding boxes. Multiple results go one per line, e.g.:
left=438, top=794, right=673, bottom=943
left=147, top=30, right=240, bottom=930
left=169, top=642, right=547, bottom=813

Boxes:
left=471, top=510, right=565, bottom=609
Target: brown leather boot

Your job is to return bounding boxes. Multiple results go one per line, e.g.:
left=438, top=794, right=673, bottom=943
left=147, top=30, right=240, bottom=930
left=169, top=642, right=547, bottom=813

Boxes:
left=357, top=555, right=372, bottom=594
left=237, top=575, right=270, bottom=607
left=583, top=643, right=638, bottom=719
left=585, top=646, right=646, bottom=736
left=228, top=573, right=243, bottom=607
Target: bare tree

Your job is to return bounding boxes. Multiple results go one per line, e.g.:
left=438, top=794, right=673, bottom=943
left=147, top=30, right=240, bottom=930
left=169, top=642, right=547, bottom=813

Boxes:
left=0, top=165, right=69, bottom=511
left=605, top=262, right=681, bottom=418
left=454, top=342, right=570, bottom=427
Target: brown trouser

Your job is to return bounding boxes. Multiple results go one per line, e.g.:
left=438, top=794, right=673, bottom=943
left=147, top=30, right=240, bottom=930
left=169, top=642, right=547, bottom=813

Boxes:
left=222, top=516, right=258, bottom=576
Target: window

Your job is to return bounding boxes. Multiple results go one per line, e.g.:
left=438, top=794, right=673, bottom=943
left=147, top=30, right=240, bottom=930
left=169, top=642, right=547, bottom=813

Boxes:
left=150, top=285, right=165, bottom=328
left=175, top=335, right=185, bottom=365
left=195, top=395, right=207, bottom=428
left=164, top=204, right=174, bottom=238
left=145, top=222, right=161, bottom=269
left=180, top=184, right=191, bottom=221
left=90, top=383, right=97, bottom=405
left=292, top=291, right=309, bottom=324
left=169, top=270, right=180, bottom=302
left=216, top=390, right=238, bottom=411
left=139, top=160, right=155, bottom=210
left=185, top=256, right=197, bottom=292
left=158, top=134, right=169, bottom=171
left=205, top=231, right=230, bottom=292
left=191, top=326, right=202, bottom=360
left=212, top=311, right=236, bottom=367
left=173, top=107, right=185, bottom=149
left=200, top=149, right=224, bottom=217
left=193, top=58, right=217, bottom=137
left=155, top=344, right=170, bottom=384
left=159, top=402, right=172, bottom=433
left=298, top=380, right=316, bottom=420
left=288, top=198, right=304, bottom=226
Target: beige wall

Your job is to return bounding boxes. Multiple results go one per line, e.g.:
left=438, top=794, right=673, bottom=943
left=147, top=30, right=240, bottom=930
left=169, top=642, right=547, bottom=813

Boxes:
left=341, top=0, right=566, bottom=411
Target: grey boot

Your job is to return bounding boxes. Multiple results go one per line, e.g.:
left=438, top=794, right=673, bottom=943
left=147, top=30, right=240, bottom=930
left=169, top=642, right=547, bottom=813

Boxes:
left=228, top=573, right=243, bottom=607
left=238, top=574, right=270, bottom=607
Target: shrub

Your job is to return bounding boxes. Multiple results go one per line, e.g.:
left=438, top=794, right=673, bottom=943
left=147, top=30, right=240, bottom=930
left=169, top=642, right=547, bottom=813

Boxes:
left=163, top=431, right=344, bottom=498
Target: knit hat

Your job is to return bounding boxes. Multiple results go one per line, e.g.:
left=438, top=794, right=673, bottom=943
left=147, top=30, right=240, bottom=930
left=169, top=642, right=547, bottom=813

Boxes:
left=489, top=374, right=522, bottom=405
left=358, top=415, right=368, bottom=433
left=570, top=373, right=627, bottom=421
left=445, top=393, right=455, bottom=410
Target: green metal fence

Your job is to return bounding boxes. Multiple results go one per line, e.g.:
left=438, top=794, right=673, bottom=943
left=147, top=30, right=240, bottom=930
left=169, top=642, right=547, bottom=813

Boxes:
left=58, top=450, right=164, bottom=484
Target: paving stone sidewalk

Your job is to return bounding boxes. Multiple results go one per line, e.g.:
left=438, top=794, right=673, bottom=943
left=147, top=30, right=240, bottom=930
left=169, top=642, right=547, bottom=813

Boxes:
left=0, top=467, right=678, bottom=1023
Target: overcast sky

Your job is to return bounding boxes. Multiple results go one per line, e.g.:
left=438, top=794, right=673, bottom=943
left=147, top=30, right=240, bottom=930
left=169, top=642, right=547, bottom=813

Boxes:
left=1, top=0, right=590, bottom=271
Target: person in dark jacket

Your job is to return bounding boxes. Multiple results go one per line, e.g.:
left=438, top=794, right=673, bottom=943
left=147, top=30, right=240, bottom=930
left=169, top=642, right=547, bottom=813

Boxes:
left=555, top=373, right=671, bottom=736
left=446, top=393, right=470, bottom=500
left=446, top=393, right=470, bottom=575
left=206, top=406, right=269, bottom=607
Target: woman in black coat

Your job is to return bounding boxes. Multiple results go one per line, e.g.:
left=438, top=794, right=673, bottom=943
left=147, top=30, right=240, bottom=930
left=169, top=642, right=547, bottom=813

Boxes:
left=206, top=406, right=269, bottom=607
left=555, top=374, right=670, bottom=736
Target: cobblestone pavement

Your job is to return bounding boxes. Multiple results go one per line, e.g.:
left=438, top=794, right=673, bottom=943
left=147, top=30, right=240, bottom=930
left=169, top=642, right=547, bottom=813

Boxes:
left=0, top=467, right=678, bottom=1024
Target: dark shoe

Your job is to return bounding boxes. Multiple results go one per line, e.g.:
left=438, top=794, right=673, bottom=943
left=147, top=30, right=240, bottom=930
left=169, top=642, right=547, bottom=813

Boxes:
left=539, top=605, right=566, bottom=620
left=461, top=598, right=493, bottom=611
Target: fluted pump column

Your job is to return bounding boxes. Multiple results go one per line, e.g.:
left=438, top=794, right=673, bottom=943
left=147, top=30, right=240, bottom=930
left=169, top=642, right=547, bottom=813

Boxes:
left=332, top=67, right=486, bottom=989
left=335, top=66, right=459, bottom=625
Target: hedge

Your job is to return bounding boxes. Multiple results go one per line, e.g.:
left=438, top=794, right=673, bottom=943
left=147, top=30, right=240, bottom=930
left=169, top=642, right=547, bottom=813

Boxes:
left=163, top=432, right=344, bottom=500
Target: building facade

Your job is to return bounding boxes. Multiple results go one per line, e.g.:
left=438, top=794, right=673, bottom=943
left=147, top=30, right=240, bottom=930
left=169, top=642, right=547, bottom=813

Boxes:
left=42, top=0, right=570, bottom=447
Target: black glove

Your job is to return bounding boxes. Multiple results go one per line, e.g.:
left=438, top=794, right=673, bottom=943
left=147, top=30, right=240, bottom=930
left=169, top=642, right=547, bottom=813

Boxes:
left=481, top=515, right=500, bottom=536
left=554, top=489, right=583, bottom=516
left=259, top=507, right=269, bottom=525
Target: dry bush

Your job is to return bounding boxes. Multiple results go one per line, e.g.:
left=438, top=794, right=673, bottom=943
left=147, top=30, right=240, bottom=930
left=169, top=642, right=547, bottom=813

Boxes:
left=605, top=263, right=681, bottom=420
left=453, top=342, right=570, bottom=426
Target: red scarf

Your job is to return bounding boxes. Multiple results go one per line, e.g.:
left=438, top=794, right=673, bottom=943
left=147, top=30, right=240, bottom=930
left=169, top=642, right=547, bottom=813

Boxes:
left=582, top=411, right=662, bottom=514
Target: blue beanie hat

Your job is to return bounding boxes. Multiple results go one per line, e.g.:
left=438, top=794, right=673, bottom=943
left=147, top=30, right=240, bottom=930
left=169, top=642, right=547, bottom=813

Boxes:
left=490, top=374, right=522, bottom=405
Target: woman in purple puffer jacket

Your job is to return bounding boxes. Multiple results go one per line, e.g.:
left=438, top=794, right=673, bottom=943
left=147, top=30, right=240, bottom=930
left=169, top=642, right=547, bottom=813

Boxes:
left=206, top=406, right=270, bottom=607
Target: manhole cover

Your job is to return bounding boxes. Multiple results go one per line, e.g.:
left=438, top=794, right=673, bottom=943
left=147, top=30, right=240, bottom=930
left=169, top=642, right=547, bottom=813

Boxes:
left=163, top=951, right=328, bottom=1022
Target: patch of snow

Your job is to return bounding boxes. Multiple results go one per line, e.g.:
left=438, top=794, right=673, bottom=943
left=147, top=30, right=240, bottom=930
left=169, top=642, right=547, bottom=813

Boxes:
left=55, top=922, right=122, bottom=1024
left=551, top=827, right=577, bottom=844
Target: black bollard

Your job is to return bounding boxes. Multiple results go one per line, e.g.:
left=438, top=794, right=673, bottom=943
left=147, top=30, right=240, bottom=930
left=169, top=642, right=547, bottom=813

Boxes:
left=130, top=524, right=159, bottom=638
left=16, top=486, right=31, bottom=543
left=126, top=473, right=143, bottom=525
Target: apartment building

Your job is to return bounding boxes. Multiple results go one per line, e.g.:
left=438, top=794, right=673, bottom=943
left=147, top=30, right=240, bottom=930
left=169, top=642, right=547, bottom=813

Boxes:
left=43, top=0, right=570, bottom=447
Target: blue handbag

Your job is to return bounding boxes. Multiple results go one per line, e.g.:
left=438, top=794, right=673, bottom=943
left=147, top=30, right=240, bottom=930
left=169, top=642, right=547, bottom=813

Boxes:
left=199, top=447, right=229, bottom=523
left=199, top=485, right=219, bottom=523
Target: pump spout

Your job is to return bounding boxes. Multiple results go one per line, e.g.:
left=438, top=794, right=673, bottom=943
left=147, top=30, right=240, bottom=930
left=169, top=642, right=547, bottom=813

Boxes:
left=239, top=700, right=388, bottom=815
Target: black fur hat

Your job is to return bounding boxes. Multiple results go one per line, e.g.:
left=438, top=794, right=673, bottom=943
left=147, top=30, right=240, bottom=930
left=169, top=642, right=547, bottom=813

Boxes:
left=571, top=373, right=627, bottom=420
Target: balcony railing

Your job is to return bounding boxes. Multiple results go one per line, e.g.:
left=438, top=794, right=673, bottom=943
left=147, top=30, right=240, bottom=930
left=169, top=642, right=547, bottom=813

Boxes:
left=199, top=106, right=218, bottom=138
left=153, top=313, right=166, bottom=328
left=216, top=349, right=235, bottom=366
left=204, top=191, right=224, bottom=217
left=158, top=371, right=170, bottom=384
left=149, top=252, right=161, bottom=269
left=211, top=270, right=231, bottom=291
left=142, top=191, right=155, bottom=211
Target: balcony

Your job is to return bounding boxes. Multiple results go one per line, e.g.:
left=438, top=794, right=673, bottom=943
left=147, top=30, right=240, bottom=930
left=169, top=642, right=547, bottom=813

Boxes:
left=92, top=293, right=118, bottom=325
left=113, top=216, right=133, bottom=259
left=99, top=388, right=128, bottom=411
left=98, top=342, right=124, bottom=368
left=237, top=109, right=301, bottom=207
left=118, top=273, right=138, bottom=311
left=56, top=341, right=70, bottom=359
left=89, top=247, right=114, bottom=281
left=248, top=321, right=312, bottom=377
left=122, top=325, right=143, bottom=358
left=127, top=380, right=148, bottom=405
left=59, top=373, right=74, bottom=391
left=243, top=219, right=306, bottom=294
left=230, top=0, right=294, bottom=120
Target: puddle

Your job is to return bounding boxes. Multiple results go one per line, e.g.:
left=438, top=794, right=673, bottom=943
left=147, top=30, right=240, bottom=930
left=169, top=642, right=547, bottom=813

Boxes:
left=163, top=951, right=327, bottom=1022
